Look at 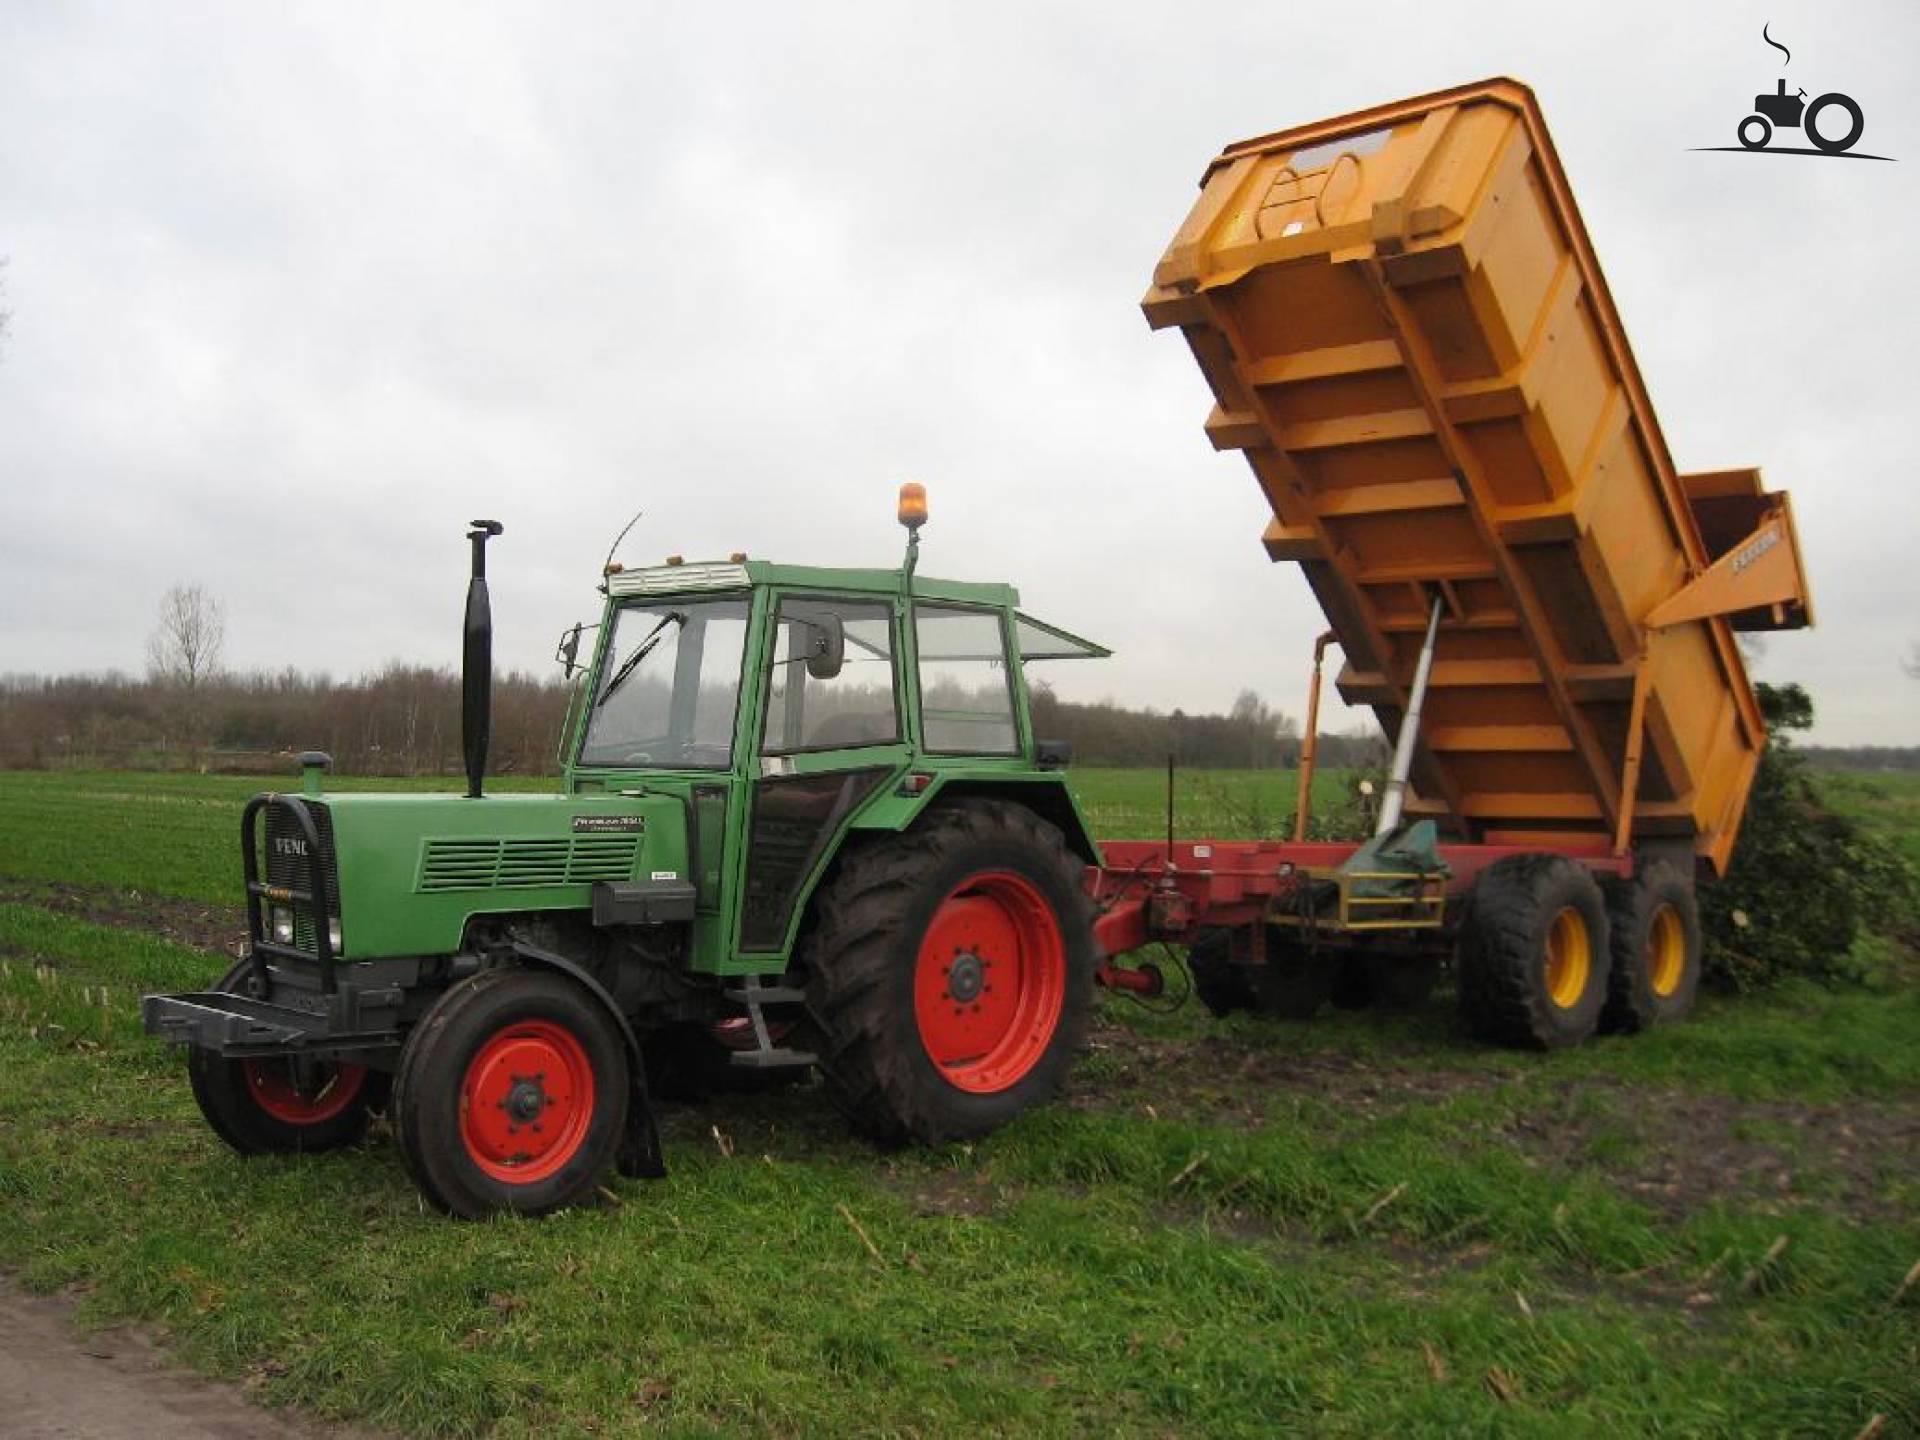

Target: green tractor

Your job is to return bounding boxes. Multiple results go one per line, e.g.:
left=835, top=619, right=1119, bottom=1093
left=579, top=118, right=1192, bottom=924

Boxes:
left=144, top=489, right=1112, bottom=1217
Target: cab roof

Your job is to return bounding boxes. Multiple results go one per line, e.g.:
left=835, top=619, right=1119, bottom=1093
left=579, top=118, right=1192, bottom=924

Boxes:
left=603, top=559, right=1109, bottom=659
left=605, top=559, right=1017, bottom=608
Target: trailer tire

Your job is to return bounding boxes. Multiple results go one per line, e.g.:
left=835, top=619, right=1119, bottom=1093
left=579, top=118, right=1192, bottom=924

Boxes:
left=801, top=800, right=1095, bottom=1147
left=393, top=967, right=629, bottom=1218
left=1458, top=854, right=1610, bottom=1049
left=1186, top=930, right=1253, bottom=1017
left=1601, top=862, right=1702, bottom=1032
left=1329, top=959, right=1374, bottom=1010
left=187, top=961, right=375, bottom=1156
left=1365, top=953, right=1440, bottom=1011
left=1254, top=941, right=1335, bottom=1020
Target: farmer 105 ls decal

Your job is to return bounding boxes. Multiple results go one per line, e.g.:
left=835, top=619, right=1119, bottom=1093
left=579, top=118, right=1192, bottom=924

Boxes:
left=145, top=78, right=1813, bottom=1219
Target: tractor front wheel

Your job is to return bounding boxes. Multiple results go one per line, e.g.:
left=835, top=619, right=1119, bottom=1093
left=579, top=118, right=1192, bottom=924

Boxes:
left=394, top=967, right=629, bottom=1218
left=187, top=961, right=376, bottom=1155
left=802, top=800, right=1095, bottom=1146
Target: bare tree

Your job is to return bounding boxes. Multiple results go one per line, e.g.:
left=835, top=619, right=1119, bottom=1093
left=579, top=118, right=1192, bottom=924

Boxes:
left=147, top=584, right=227, bottom=692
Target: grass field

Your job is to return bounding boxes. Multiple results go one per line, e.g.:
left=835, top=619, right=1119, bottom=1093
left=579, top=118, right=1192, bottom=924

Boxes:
left=0, top=767, right=1916, bottom=1437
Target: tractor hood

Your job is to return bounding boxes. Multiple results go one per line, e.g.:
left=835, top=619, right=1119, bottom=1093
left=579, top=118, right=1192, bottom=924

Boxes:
left=313, top=791, right=689, bottom=960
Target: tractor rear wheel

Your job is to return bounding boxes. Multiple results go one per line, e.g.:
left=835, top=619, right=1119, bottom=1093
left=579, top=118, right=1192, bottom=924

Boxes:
left=801, top=800, right=1095, bottom=1147
left=393, top=967, right=629, bottom=1218
left=1458, top=854, right=1611, bottom=1049
left=188, top=961, right=375, bottom=1155
left=1601, top=861, right=1702, bottom=1032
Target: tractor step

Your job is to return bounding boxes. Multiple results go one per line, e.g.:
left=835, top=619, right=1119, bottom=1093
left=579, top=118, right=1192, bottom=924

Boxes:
left=727, top=1046, right=818, bottom=1070
left=721, top=975, right=812, bottom=1068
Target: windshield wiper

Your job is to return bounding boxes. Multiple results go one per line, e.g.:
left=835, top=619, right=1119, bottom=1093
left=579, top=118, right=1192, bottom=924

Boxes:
left=595, top=612, right=685, bottom=709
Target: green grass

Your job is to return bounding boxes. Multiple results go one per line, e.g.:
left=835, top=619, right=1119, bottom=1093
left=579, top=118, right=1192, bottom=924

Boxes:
left=1817, top=767, right=1920, bottom=869
left=1, top=768, right=1917, bottom=1436
left=0, top=766, right=1354, bottom=904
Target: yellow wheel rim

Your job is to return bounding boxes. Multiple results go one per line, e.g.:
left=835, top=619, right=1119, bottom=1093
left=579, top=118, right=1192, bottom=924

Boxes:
left=1647, top=904, right=1687, bottom=997
left=1544, top=906, right=1591, bottom=1009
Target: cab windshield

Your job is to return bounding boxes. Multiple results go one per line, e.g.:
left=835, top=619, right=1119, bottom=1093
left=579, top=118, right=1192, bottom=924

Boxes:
left=578, top=598, right=750, bottom=770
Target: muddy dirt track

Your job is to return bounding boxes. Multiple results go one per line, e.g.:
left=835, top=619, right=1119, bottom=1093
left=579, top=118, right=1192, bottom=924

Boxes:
left=0, top=1281, right=384, bottom=1440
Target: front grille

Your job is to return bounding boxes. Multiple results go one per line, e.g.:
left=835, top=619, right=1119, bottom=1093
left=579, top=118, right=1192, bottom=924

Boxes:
left=418, top=836, right=639, bottom=892
left=262, top=802, right=338, bottom=952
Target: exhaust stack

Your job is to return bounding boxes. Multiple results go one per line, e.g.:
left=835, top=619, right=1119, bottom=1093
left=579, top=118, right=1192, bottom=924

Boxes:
left=463, top=520, right=503, bottom=799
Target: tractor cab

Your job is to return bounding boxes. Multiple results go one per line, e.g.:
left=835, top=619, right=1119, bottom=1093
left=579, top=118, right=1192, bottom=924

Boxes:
left=556, top=503, right=1108, bottom=976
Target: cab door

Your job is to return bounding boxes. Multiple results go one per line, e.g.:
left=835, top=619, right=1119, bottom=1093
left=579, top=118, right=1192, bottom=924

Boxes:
left=734, top=593, right=908, bottom=961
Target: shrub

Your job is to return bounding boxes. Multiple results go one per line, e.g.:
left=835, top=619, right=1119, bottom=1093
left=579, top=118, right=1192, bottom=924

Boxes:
left=1699, top=684, right=1917, bottom=989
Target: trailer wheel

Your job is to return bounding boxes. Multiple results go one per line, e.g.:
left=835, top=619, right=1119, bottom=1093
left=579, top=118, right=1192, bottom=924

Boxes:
left=1601, top=862, right=1702, bottom=1032
left=1190, top=929, right=1335, bottom=1019
left=1185, top=930, right=1251, bottom=1016
left=801, top=800, right=1095, bottom=1146
left=393, top=967, right=628, bottom=1218
left=1458, top=854, right=1611, bottom=1049
left=1364, top=953, right=1440, bottom=1011
left=1254, top=942, right=1335, bottom=1020
left=187, top=961, right=375, bottom=1155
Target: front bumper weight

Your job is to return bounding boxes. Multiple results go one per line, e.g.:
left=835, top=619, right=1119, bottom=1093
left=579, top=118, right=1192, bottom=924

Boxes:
left=142, top=991, right=399, bottom=1059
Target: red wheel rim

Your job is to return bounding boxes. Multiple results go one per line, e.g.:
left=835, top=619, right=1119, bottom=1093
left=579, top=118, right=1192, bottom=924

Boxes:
left=913, top=870, right=1067, bottom=1094
left=243, top=1059, right=366, bottom=1125
left=459, top=1019, right=596, bottom=1184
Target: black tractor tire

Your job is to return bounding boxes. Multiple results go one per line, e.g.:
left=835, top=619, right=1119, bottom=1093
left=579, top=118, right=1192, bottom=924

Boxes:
left=1187, top=929, right=1253, bottom=1017
left=1738, top=113, right=1772, bottom=150
left=187, top=960, right=376, bottom=1156
left=1364, top=952, right=1441, bottom=1011
left=1457, top=854, right=1611, bottom=1050
left=800, top=800, right=1096, bottom=1147
left=1600, top=861, right=1703, bottom=1033
left=393, top=967, right=630, bottom=1219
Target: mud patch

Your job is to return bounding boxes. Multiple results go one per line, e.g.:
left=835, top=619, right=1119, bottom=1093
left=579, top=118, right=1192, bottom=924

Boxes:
left=1492, top=1084, right=1920, bottom=1224
left=0, top=881, right=243, bottom=957
left=1069, top=1012, right=1501, bottom=1127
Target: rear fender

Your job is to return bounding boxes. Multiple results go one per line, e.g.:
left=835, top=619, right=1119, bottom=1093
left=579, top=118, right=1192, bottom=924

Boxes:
left=851, top=774, right=1100, bottom=865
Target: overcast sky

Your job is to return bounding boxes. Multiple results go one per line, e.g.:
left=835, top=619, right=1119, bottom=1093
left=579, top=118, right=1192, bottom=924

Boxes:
left=3, top=0, right=1916, bottom=745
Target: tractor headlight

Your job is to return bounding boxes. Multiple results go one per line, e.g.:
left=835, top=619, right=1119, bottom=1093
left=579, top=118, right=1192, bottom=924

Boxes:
left=270, top=906, right=294, bottom=944
left=327, top=917, right=342, bottom=953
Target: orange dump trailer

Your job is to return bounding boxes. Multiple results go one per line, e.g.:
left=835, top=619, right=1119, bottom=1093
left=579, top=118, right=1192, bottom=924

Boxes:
left=1141, top=78, right=1812, bottom=876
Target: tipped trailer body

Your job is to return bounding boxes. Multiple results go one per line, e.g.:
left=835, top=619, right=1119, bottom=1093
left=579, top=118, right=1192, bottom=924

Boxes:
left=1141, top=77, right=1810, bottom=874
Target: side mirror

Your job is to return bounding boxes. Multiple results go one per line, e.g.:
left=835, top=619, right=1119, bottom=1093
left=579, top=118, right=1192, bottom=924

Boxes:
left=802, top=616, right=845, bottom=680
left=555, top=623, right=584, bottom=677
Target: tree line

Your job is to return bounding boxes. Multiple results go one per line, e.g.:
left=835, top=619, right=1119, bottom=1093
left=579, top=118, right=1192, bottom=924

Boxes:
left=0, top=666, right=1386, bottom=777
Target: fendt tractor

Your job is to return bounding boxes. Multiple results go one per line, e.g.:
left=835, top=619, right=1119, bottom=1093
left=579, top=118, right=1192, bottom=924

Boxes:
left=145, top=79, right=1813, bottom=1218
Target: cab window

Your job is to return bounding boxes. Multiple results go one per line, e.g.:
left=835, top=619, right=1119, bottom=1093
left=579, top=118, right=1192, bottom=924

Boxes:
left=915, top=605, right=1019, bottom=755
left=762, top=598, right=900, bottom=754
left=579, top=598, right=749, bottom=769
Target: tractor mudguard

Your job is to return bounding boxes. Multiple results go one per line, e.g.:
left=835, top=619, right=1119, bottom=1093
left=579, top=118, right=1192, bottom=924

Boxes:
left=852, top=774, right=1101, bottom=866
left=505, top=934, right=666, bottom=1179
